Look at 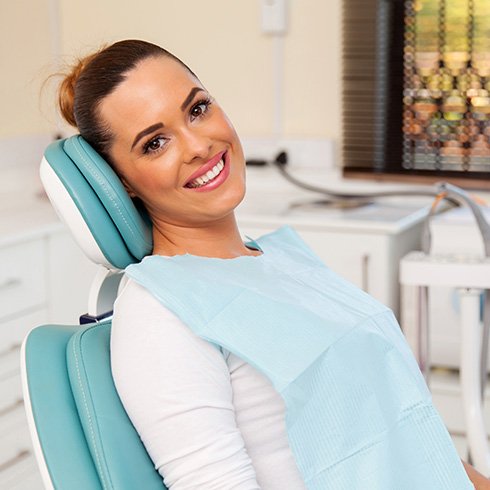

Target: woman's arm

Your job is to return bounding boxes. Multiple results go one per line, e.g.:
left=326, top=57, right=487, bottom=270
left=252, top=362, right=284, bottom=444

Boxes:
left=111, top=280, right=260, bottom=489
left=463, top=461, right=490, bottom=489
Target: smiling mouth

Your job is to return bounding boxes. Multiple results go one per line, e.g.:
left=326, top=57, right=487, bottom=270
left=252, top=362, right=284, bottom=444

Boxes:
left=184, top=156, right=226, bottom=188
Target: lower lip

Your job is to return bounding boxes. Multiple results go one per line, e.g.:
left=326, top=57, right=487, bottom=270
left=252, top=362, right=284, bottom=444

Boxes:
left=185, top=152, right=231, bottom=192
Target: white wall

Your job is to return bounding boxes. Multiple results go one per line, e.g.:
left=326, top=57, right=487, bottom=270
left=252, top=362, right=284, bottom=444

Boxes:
left=1, top=0, right=341, bottom=144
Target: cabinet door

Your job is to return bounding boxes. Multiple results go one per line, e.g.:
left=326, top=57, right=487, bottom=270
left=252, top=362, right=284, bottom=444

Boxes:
left=47, top=228, right=100, bottom=324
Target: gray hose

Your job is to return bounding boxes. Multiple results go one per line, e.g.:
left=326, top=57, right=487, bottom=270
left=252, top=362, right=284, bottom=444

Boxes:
left=435, top=183, right=490, bottom=257
left=272, top=160, right=441, bottom=201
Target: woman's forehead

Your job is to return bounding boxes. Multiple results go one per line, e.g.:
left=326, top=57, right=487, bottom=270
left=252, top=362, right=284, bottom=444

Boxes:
left=114, top=56, right=200, bottom=104
left=99, top=57, right=203, bottom=136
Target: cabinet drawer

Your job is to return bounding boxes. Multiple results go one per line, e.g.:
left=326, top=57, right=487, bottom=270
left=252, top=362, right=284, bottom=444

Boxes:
left=0, top=405, right=32, bottom=469
left=0, top=307, right=48, bottom=354
left=0, top=373, right=23, bottom=414
left=0, top=310, right=47, bottom=413
left=0, top=346, right=19, bottom=380
left=0, top=240, right=47, bottom=321
left=0, top=453, right=42, bottom=490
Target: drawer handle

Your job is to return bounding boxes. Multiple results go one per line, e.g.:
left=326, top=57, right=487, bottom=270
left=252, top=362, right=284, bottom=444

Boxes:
left=0, top=277, right=21, bottom=290
left=0, top=342, right=21, bottom=358
left=0, top=449, right=30, bottom=472
left=0, top=397, right=23, bottom=417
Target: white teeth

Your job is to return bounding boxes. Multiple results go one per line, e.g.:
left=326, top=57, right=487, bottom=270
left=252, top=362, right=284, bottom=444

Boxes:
left=187, top=157, right=226, bottom=188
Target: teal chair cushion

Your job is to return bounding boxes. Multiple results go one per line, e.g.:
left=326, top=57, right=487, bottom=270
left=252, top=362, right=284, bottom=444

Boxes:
left=24, top=322, right=166, bottom=489
left=44, top=137, right=152, bottom=269
left=24, top=325, right=103, bottom=489
left=63, top=136, right=152, bottom=260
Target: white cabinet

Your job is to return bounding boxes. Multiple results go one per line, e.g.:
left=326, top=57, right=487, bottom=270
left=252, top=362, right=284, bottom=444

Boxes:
left=0, top=240, right=47, bottom=320
left=0, top=219, right=98, bottom=488
left=0, top=237, right=48, bottom=489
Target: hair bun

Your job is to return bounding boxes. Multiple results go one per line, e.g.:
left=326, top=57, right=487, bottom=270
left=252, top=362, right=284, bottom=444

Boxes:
left=58, top=52, right=99, bottom=128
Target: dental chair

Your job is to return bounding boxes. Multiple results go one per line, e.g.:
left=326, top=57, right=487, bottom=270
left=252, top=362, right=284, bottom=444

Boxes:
left=20, top=136, right=166, bottom=489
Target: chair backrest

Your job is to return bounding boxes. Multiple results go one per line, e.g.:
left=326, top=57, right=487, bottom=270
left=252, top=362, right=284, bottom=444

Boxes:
left=22, top=135, right=165, bottom=489
left=22, top=321, right=166, bottom=490
left=41, top=136, right=153, bottom=270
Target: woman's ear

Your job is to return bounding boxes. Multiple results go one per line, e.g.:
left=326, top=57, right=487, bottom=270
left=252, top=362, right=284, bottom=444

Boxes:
left=120, top=176, right=137, bottom=198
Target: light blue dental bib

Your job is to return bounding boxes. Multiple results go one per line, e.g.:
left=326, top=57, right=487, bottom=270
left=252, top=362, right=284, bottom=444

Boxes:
left=126, top=226, right=471, bottom=489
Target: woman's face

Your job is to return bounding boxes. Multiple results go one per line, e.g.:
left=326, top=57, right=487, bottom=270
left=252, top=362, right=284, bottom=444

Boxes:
left=99, top=56, right=246, bottom=228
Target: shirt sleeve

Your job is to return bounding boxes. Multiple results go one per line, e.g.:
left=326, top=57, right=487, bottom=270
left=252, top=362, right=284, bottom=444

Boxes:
left=110, top=279, right=261, bottom=490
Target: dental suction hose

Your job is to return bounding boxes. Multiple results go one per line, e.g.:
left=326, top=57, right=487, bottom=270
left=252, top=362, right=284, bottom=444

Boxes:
left=269, top=151, right=443, bottom=203
left=264, top=151, right=458, bottom=205
left=435, top=182, right=490, bottom=257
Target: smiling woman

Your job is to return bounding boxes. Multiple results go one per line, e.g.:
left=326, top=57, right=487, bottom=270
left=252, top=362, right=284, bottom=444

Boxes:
left=60, top=40, right=252, bottom=259
left=56, top=39, right=487, bottom=490
left=96, top=54, right=249, bottom=258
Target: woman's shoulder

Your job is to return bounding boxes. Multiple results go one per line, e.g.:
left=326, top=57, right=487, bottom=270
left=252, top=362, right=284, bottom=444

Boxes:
left=115, top=276, right=163, bottom=309
left=111, top=279, right=201, bottom=341
left=112, top=277, right=186, bottom=334
left=111, top=277, right=228, bottom=361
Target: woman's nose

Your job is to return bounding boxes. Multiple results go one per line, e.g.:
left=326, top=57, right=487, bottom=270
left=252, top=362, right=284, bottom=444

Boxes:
left=181, top=130, right=212, bottom=164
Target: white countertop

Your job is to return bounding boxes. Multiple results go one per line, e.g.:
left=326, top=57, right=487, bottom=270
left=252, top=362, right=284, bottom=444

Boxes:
left=0, top=192, right=62, bottom=247
left=0, top=163, right=60, bottom=246
left=237, top=166, right=435, bottom=234
left=1, top=163, right=474, bottom=247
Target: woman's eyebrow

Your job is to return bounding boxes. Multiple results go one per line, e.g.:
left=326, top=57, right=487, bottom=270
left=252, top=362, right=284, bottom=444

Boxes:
left=180, top=87, right=205, bottom=111
left=131, top=122, right=164, bottom=150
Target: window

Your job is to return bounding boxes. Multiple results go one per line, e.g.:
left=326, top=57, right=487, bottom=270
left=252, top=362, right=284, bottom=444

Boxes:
left=343, top=0, right=490, bottom=188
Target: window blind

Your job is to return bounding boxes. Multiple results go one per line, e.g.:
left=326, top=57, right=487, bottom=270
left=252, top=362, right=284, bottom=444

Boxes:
left=342, top=0, right=490, bottom=188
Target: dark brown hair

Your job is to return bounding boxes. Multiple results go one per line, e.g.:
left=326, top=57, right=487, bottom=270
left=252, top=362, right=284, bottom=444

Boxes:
left=58, top=39, right=196, bottom=162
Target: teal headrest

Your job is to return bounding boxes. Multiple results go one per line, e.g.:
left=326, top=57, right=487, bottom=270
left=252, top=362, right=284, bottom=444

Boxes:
left=43, top=136, right=153, bottom=269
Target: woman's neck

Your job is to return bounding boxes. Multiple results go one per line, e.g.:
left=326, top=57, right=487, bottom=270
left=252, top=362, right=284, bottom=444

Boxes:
left=150, top=213, right=261, bottom=259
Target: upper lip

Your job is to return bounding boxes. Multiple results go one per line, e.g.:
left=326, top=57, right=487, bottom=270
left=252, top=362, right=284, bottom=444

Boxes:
left=184, top=150, right=226, bottom=186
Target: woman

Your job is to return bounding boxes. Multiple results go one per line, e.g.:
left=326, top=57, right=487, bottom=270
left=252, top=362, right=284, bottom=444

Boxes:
left=58, top=39, right=488, bottom=489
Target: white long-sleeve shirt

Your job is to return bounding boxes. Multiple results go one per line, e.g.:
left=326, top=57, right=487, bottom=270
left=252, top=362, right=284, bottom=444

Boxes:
left=110, top=279, right=306, bottom=489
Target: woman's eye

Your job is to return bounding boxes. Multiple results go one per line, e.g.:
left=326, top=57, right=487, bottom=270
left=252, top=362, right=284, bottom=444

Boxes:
left=191, top=103, right=206, bottom=118
left=190, top=99, right=212, bottom=120
left=143, top=136, right=166, bottom=154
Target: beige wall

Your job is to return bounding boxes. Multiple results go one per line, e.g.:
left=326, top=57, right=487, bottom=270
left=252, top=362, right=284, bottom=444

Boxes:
left=1, top=0, right=341, bottom=143
left=0, top=0, right=53, bottom=136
